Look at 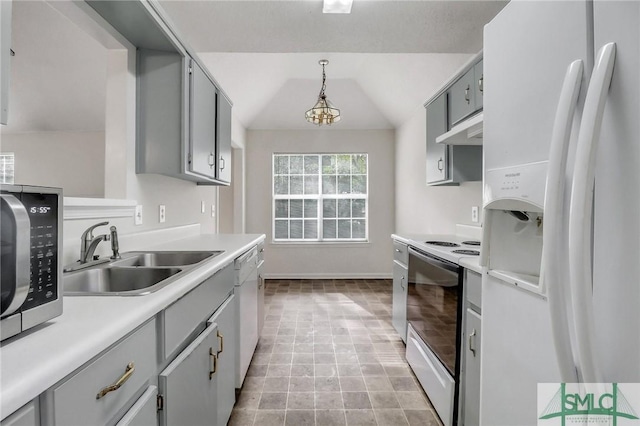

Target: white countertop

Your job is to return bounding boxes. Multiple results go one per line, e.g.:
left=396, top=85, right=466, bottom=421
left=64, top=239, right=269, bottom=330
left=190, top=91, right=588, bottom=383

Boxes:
left=459, top=257, right=483, bottom=274
left=0, top=233, right=265, bottom=420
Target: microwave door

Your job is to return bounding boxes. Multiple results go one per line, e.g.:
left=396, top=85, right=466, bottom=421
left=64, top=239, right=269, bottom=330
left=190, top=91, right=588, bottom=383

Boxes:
left=1, top=194, right=31, bottom=317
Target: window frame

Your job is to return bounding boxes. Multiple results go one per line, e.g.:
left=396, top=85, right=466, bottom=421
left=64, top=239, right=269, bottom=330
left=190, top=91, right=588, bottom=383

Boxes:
left=272, top=153, right=369, bottom=243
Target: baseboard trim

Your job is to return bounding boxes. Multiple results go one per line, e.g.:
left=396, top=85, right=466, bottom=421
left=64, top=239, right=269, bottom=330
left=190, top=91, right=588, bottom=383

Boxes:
left=262, top=273, right=393, bottom=280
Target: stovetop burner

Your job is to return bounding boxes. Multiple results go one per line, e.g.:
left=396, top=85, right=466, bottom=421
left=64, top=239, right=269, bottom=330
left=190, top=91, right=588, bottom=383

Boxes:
left=425, top=241, right=460, bottom=247
left=462, top=241, right=481, bottom=246
left=452, top=249, right=480, bottom=256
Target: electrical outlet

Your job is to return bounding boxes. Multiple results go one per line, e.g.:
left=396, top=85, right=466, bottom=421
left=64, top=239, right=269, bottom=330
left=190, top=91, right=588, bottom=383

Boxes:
left=201, top=201, right=206, bottom=214
left=135, top=205, right=143, bottom=225
left=159, top=205, right=166, bottom=223
left=211, top=204, right=215, bottom=218
left=471, top=206, right=479, bottom=223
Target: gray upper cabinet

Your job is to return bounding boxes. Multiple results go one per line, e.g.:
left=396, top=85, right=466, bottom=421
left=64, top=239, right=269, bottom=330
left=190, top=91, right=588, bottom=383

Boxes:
left=216, top=94, right=233, bottom=183
left=426, top=95, right=449, bottom=184
left=474, top=60, right=484, bottom=110
left=448, top=68, right=477, bottom=127
left=189, top=60, right=217, bottom=180
left=1, top=0, right=12, bottom=125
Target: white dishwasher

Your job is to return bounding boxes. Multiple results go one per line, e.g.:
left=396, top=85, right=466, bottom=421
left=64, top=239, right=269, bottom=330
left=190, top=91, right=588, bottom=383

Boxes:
left=234, top=247, right=259, bottom=388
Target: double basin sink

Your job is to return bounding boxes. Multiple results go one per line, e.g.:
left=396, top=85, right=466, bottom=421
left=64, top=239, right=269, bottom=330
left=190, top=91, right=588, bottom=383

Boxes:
left=63, top=251, right=223, bottom=296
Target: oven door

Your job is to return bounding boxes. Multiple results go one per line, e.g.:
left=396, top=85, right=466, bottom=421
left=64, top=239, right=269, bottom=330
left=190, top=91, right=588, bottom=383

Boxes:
left=0, top=192, right=31, bottom=317
left=406, top=247, right=462, bottom=375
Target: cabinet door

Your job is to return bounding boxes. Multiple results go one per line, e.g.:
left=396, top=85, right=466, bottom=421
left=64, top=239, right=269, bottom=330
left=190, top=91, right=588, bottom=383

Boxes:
left=0, top=0, right=12, bottom=125
left=473, top=60, right=484, bottom=110
left=189, top=60, right=217, bottom=179
left=464, top=309, right=482, bottom=426
left=257, top=260, right=265, bottom=333
left=115, top=386, right=157, bottom=426
left=392, top=261, right=408, bottom=342
left=448, top=68, right=476, bottom=126
left=216, top=93, right=232, bottom=183
left=235, top=269, right=259, bottom=388
left=207, top=296, right=236, bottom=426
left=425, top=94, right=449, bottom=184
left=1, top=401, right=38, bottom=426
left=159, top=323, right=218, bottom=426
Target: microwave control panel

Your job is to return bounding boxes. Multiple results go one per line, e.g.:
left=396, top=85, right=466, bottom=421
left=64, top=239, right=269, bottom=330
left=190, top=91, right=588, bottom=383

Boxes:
left=22, top=192, right=58, bottom=310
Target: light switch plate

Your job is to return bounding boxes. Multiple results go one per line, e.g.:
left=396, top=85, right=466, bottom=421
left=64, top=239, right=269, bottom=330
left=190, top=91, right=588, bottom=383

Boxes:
left=135, top=205, right=143, bottom=225
left=159, top=205, right=166, bottom=223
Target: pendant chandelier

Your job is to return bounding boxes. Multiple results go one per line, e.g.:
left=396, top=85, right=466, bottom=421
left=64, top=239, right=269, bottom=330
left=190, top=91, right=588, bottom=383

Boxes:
left=305, top=59, right=341, bottom=126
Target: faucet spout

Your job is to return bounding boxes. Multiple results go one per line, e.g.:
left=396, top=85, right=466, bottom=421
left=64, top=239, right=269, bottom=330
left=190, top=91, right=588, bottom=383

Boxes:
left=81, top=234, right=110, bottom=264
left=79, top=221, right=109, bottom=264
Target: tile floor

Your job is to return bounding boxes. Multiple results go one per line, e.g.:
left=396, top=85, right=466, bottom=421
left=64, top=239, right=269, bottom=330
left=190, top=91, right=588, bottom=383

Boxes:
left=228, top=279, right=442, bottom=426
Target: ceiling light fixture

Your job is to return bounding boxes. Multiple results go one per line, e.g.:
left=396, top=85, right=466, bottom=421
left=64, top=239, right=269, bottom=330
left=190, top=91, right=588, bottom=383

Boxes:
left=323, top=0, right=353, bottom=14
left=305, top=59, right=341, bottom=126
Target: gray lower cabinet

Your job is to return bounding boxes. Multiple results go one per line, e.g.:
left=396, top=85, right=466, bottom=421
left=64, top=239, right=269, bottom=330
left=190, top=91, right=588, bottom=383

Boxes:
left=207, top=296, right=237, bottom=426
left=0, top=401, right=38, bottom=426
left=115, top=386, right=158, bottom=426
left=158, top=322, right=219, bottom=426
left=0, top=0, right=12, bottom=125
left=463, top=308, right=482, bottom=426
left=392, top=260, right=408, bottom=343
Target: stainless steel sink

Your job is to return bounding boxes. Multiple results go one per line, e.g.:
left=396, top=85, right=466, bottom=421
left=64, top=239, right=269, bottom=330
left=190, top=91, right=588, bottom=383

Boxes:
left=112, top=251, right=222, bottom=267
left=64, top=267, right=183, bottom=296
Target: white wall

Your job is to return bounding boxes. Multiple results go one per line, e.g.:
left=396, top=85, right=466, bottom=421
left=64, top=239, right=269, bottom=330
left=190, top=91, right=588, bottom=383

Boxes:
left=395, top=106, right=483, bottom=234
left=1, top=131, right=105, bottom=197
left=246, top=129, right=395, bottom=278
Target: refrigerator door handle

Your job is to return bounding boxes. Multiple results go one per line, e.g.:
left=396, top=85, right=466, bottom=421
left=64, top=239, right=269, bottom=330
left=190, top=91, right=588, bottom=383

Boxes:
left=569, top=42, right=616, bottom=383
left=542, top=59, right=584, bottom=382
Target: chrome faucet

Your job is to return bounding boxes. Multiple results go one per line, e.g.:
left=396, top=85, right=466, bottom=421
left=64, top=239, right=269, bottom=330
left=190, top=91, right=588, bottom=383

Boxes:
left=80, top=221, right=110, bottom=264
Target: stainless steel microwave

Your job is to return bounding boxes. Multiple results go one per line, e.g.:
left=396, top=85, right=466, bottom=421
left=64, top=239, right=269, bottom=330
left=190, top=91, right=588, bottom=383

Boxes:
left=1, top=184, right=62, bottom=341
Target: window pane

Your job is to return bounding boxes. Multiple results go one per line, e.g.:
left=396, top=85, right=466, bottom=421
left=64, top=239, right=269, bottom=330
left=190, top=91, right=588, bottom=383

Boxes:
left=338, top=199, right=351, bottom=218
left=290, top=156, right=304, bottom=174
left=275, top=200, right=289, bottom=218
left=322, top=155, right=336, bottom=174
left=274, top=156, right=289, bottom=174
left=290, top=200, right=303, bottom=218
left=322, top=176, right=337, bottom=194
left=337, top=155, right=351, bottom=174
left=290, top=220, right=303, bottom=239
left=323, top=199, right=336, bottom=218
left=304, top=176, right=319, bottom=194
left=323, top=220, right=337, bottom=239
left=290, top=176, right=303, bottom=194
left=274, top=176, right=289, bottom=194
left=304, top=200, right=317, bottom=218
left=352, top=154, right=367, bottom=174
left=352, top=199, right=366, bottom=218
left=338, top=219, right=351, bottom=239
left=352, top=175, right=367, bottom=194
left=352, top=220, right=366, bottom=239
left=304, top=156, right=319, bottom=174
left=304, top=220, right=318, bottom=239
left=275, top=220, right=288, bottom=239
left=338, top=175, right=351, bottom=194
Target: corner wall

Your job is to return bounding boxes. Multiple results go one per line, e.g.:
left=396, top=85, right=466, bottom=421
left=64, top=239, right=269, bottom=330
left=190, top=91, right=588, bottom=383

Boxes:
left=246, top=129, right=395, bottom=278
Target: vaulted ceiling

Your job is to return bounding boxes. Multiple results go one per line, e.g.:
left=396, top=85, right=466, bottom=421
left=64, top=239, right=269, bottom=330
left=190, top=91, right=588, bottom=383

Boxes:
left=2, top=0, right=507, bottom=134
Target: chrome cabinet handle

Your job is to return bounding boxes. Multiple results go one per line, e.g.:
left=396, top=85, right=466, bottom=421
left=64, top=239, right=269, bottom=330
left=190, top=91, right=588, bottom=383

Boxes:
left=395, top=248, right=401, bottom=253
left=478, top=76, right=484, bottom=93
left=96, top=363, right=135, bottom=399
left=437, top=158, right=444, bottom=172
left=464, top=85, right=471, bottom=104
left=469, top=330, right=477, bottom=357
left=209, top=348, right=217, bottom=379
left=400, top=276, right=405, bottom=291
left=219, top=156, right=226, bottom=171
left=208, top=153, right=215, bottom=168
left=217, top=331, right=224, bottom=355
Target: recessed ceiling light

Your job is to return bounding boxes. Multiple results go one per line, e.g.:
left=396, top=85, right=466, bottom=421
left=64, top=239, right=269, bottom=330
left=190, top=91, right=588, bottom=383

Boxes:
left=323, top=0, right=353, bottom=14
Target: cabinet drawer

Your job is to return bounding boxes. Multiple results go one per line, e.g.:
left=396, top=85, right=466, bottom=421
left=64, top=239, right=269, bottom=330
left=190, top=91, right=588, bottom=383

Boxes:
left=163, top=263, right=234, bottom=359
left=393, top=241, right=408, bottom=266
left=466, top=269, right=482, bottom=312
left=48, top=319, right=156, bottom=426
left=1, top=401, right=38, bottom=426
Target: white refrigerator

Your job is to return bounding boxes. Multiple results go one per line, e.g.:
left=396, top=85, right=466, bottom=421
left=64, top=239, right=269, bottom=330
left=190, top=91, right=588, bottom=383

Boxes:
left=480, top=1, right=640, bottom=424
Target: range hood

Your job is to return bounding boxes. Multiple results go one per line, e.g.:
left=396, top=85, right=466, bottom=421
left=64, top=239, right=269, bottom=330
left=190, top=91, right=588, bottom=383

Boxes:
left=436, top=112, right=483, bottom=146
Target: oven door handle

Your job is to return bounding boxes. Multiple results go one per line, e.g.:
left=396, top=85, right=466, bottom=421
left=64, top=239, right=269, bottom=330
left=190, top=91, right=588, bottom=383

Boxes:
left=408, top=247, right=459, bottom=274
left=1, top=194, right=31, bottom=317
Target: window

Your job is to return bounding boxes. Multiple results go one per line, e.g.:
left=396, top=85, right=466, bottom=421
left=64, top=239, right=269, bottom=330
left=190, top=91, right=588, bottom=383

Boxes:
left=273, top=153, right=368, bottom=242
left=0, top=153, right=14, bottom=184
